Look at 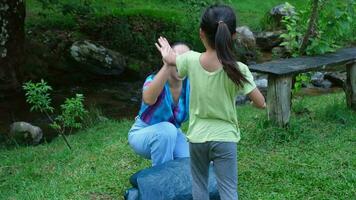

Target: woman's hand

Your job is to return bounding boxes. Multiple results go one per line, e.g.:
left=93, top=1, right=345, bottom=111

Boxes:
left=155, top=37, right=177, bottom=66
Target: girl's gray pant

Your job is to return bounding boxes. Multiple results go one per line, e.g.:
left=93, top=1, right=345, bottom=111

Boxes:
left=189, top=142, right=238, bottom=200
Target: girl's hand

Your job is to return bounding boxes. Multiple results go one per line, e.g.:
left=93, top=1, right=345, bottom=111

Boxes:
left=248, top=88, right=266, bottom=109
left=155, top=37, right=177, bottom=66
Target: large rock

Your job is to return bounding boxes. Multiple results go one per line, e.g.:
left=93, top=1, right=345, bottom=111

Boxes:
left=271, top=46, right=288, bottom=59
left=270, top=3, right=296, bottom=18
left=311, top=72, right=325, bottom=87
left=9, top=122, right=43, bottom=145
left=235, top=75, right=268, bottom=105
left=236, top=26, right=256, bottom=50
left=268, top=3, right=296, bottom=29
left=125, top=158, right=220, bottom=200
left=70, top=40, right=126, bottom=76
left=310, top=71, right=346, bottom=89
left=255, top=31, right=284, bottom=51
left=324, top=72, right=346, bottom=87
left=235, top=26, right=258, bottom=63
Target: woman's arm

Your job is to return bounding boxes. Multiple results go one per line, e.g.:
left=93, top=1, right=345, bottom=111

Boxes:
left=248, top=88, right=266, bottom=109
left=142, top=64, right=170, bottom=105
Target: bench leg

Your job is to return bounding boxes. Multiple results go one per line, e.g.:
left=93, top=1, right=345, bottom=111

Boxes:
left=346, top=62, right=356, bottom=111
left=267, top=75, right=292, bottom=127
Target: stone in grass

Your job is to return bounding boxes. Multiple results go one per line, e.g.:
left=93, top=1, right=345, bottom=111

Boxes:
left=125, top=158, right=220, bottom=200
left=9, top=122, right=43, bottom=145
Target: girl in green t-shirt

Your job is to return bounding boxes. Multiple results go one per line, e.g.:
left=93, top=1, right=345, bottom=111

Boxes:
left=156, top=4, right=266, bottom=200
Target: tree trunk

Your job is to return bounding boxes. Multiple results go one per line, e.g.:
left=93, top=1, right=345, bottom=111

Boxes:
left=0, top=0, right=26, bottom=91
left=299, top=0, right=319, bottom=55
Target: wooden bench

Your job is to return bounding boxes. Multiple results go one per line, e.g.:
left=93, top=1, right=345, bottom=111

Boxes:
left=250, top=47, right=356, bottom=127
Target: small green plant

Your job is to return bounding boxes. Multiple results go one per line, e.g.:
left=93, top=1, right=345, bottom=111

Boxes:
left=23, top=80, right=88, bottom=149
left=280, top=14, right=302, bottom=58
left=23, top=79, right=54, bottom=113
left=50, top=94, right=88, bottom=135
left=292, top=73, right=311, bottom=95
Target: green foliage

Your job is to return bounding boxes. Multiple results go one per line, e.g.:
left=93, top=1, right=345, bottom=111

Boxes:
left=23, top=80, right=88, bottom=149
left=280, top=14, right=302, bottom=57
left=82, top=106, right=107, bottom=129
left=280, top=0, right=356, bottom=57
left=81, top=11, right=204, bottom=69
left=36, top=0, right=60, bottom=10
left=37, top=0, right=95, bottom=17
left=292, top=73, right=311, bottom=95
left=23, top=79, right=54, bottom=113
left=51, top=94, right=88, bottom=133
left=61, top=0, right=94, bottom=17
left=260, top=2, right=296, bottom=31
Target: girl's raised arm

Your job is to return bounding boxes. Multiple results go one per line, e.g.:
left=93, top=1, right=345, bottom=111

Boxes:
left=155, top=37, right=177, bottom=66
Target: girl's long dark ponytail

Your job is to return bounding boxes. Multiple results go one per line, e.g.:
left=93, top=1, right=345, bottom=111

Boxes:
left=201, top=5, right=249, bottom=86
left=215, top=22, right=248, bottom=86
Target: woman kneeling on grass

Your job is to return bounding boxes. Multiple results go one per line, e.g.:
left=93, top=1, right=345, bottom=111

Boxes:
left=128, top=43, right=191, bottom=166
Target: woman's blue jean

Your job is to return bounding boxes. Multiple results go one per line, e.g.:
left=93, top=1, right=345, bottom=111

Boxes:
left=128, top=118, right=190, bottom=166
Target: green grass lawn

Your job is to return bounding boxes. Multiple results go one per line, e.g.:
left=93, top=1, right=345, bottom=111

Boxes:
left=1, top=93, right=355, bottom=199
